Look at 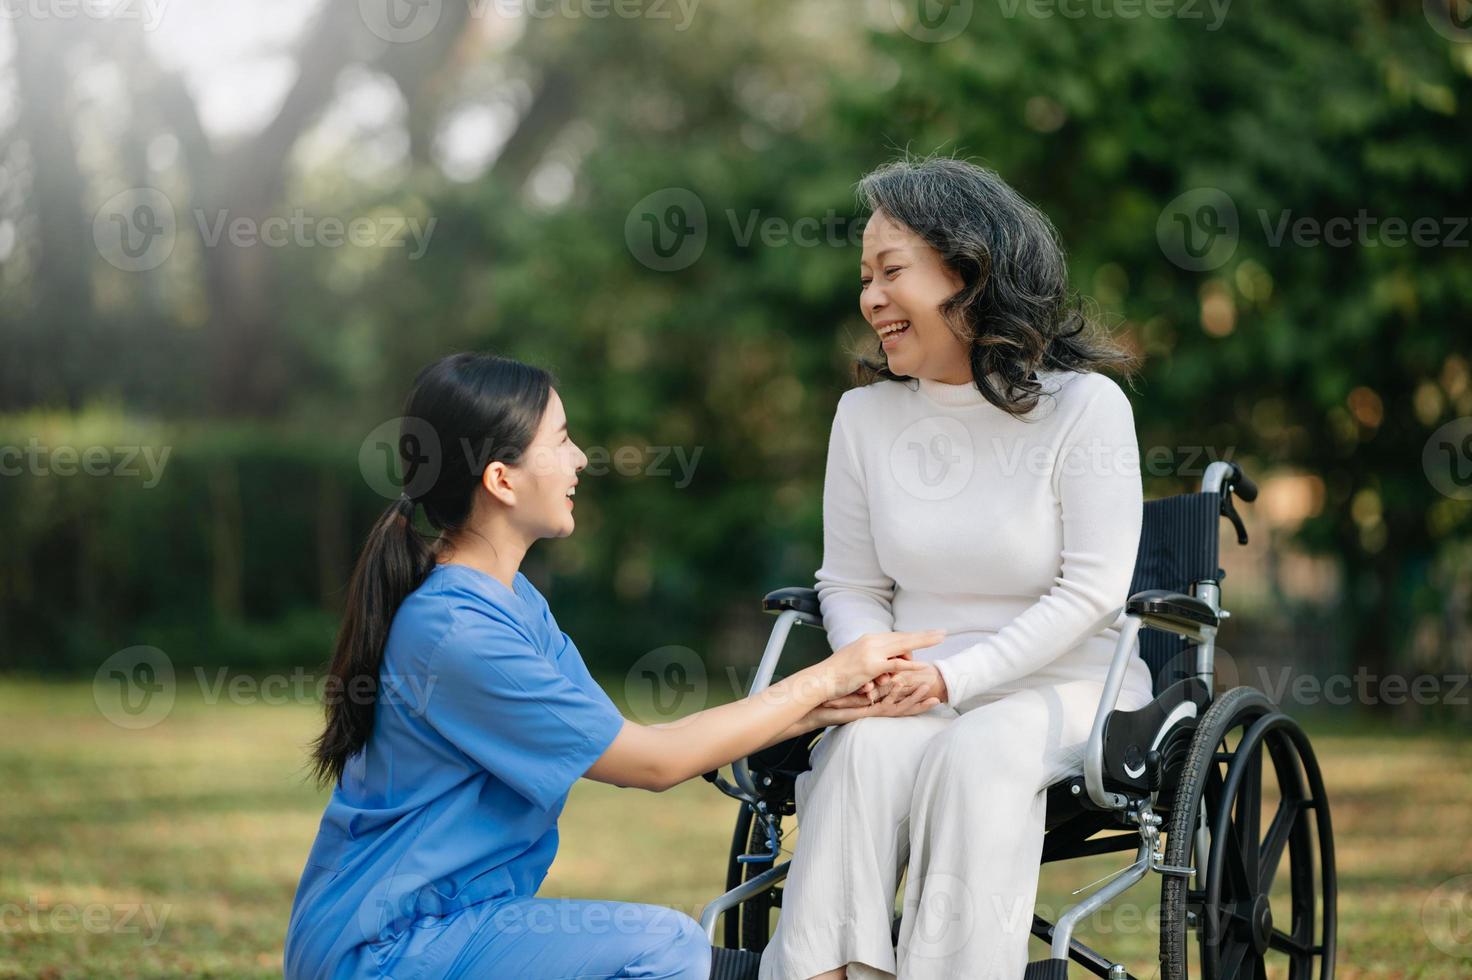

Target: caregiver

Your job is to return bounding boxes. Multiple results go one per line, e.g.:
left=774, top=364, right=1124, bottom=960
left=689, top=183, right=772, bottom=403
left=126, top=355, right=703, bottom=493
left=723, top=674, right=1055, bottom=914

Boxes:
left=758, top=157, right=1156, bottom=980
left=283, top=352, right=945, bottom=980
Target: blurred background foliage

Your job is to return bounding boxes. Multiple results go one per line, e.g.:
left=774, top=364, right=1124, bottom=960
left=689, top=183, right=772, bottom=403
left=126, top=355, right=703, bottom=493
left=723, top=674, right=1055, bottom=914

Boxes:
left=1, top=0, right=1469, bottom=718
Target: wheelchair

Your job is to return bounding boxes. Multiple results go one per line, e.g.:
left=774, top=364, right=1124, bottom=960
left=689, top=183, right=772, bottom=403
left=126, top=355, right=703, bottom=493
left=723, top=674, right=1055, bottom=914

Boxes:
left=699, top=461, right=1337, bottom=979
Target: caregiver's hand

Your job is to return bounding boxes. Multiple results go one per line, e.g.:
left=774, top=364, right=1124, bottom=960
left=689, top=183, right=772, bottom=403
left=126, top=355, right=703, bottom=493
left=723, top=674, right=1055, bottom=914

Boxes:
left=583, top=629, right=944, bottom=793
left=818, top=630, right=946, bottom=704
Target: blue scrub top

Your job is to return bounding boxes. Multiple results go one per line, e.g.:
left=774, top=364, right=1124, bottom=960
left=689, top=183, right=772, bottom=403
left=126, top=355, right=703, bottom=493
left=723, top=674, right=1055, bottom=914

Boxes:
left=284, top=563, right=627, bottom=979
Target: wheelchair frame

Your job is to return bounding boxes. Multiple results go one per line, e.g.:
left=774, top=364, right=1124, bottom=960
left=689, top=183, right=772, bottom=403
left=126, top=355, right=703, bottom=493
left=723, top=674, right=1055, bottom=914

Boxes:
left=698, top=461, right=1336, bottom=979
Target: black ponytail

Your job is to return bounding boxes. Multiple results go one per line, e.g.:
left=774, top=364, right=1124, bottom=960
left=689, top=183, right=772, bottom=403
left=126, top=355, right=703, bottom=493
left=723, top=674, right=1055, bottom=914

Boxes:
left=311, top=353, right=554, bottom=786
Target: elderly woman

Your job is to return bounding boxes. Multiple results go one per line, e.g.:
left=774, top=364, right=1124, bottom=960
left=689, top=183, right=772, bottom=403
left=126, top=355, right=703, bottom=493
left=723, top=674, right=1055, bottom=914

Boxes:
left=759, top=158, right=1156, bottom=980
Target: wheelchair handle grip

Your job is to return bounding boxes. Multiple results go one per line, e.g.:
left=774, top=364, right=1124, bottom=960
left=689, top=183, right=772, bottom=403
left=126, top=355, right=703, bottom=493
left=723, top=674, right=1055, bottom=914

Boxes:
left=1203, top=460, right=1256, bottom=504
left=1229, top=462, right=1258, bottom=503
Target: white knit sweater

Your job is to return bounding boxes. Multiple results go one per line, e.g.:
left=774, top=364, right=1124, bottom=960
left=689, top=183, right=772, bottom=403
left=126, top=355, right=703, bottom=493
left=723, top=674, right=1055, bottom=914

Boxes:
left=814, top=368, right=1152, bottom=711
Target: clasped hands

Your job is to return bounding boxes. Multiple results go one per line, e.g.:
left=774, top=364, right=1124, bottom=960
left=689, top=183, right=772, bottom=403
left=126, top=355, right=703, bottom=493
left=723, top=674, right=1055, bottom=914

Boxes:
left=805, top=630, right=951, bottom=729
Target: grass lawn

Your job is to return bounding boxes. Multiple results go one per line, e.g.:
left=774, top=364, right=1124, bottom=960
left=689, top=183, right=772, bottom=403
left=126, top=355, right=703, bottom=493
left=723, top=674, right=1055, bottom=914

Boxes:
left=0, top=678, right=1467, bottom=978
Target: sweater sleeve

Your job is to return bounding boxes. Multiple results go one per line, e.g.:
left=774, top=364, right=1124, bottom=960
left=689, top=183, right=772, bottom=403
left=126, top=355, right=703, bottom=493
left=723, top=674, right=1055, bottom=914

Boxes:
left=933, top=378, right=1144, bottom=711
left=814, top=395, right=896, bottom=652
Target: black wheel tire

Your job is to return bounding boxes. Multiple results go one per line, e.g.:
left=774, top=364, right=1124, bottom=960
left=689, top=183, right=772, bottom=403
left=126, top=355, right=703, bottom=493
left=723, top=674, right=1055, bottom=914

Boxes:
left=1159, top=685, right=1337, bottom=980
left=722, top=805, right=754, bottom=950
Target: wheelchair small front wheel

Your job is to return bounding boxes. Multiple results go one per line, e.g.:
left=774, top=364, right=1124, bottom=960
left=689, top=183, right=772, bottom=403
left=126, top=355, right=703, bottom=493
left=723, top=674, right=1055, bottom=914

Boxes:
left=738, top=808, right=782, bottom=952
left=1159, top=685, right=1337, bottom=980
left=722, top=801, right=784, bottom=952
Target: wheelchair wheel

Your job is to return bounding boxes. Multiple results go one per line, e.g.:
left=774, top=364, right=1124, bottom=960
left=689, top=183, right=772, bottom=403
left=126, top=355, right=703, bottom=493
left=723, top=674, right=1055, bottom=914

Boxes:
left=738, top=809, right=780, bottom=952
left=722, top=802, right=782, bottom=952
left=1160, top=685, right=1336, bottom=979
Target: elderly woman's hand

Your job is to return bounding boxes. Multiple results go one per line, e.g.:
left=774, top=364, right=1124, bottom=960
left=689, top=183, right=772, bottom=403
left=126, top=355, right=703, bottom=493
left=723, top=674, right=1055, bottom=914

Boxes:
left=802, top=679, right=940, bottom=729
left=822, top=659, right=949, bottom=710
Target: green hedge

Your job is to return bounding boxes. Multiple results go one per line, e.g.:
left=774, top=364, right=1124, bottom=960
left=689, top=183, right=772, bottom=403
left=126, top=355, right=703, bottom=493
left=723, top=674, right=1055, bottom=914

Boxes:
left=0, top=410, right=816, bottom=678
left=0, top=412, right=382, bottom=673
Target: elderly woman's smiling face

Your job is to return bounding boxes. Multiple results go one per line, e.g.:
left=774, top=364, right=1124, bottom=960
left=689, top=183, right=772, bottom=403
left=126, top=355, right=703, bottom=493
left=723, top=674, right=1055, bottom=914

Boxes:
left=859, top=210, right=971, bottom=385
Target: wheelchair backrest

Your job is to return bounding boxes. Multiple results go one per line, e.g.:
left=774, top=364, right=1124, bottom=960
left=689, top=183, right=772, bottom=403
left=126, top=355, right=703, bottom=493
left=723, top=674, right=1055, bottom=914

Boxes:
left=1129, top=492, right=1224, bottom=694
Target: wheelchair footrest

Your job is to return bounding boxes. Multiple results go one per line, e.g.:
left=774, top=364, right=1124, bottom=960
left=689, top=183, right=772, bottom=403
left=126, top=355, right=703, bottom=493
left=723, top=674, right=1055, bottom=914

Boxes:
left=1023, top=958, right=1071, bottom=980
left=709, top=946, right=763, bottom=980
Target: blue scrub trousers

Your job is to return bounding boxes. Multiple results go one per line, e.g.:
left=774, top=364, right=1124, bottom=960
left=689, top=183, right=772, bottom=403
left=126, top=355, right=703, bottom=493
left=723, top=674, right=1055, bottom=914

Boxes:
left=361, top=896, right=712, bottom=979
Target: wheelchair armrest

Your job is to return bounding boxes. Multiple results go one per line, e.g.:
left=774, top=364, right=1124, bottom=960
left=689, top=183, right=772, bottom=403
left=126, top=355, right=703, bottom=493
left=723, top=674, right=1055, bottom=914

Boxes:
left=728, top=589, right=824, bottom=800
left=762, top=587, right=824, bottom=628
left=1084, top=611, right=1144, bottom=810
left=1085, top=594, right=1222, bottom=810
left=1126, top=588, right=1220, bottom=630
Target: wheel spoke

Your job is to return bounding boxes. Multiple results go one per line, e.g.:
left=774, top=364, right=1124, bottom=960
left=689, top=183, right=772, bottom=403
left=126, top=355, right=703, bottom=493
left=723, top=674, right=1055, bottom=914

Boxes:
left=1269, top=926, right=1313, bottom=958
left=1285, top=817, right=1318, bottom=979
left=1235, top=745, right=1263, bottom=891
left=1218, top=937, right=1253, bottom=979
left=1219, top=811, right=1255, bottom=899
left=1257, top=798, right=1300, bottom=894
left=1222, top=899, right=1255, bottom=927
left=1204, top=757, right=1255, bottom=902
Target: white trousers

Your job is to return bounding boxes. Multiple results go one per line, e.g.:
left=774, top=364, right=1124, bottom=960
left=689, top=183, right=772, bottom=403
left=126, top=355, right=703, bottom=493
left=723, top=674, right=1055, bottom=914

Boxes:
left=758, top=655, right=1153, bottom=980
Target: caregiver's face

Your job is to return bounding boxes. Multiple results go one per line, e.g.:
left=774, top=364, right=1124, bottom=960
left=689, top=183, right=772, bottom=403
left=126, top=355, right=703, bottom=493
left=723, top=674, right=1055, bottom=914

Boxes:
left=859, top=210, right=970, bottom=384
left=511, top=388, right=587, bottom=540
